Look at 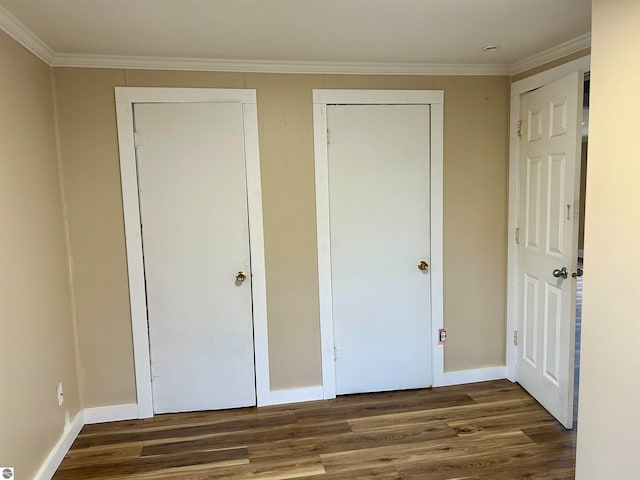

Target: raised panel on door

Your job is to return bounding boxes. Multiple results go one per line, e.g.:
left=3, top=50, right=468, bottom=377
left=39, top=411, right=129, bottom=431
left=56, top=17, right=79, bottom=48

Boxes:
left=523, top=274, right=539, bottom=368
left=525, top=156, right=542, bottom=249
left=547, top=154, right=566, bottom=256
left=543, top=283, right=562, bottom=387
left=327, top=104, right=432, bottom=395
left=517, top=72, right=583, bottom=428
left=135, top=102, right=256, bottom=414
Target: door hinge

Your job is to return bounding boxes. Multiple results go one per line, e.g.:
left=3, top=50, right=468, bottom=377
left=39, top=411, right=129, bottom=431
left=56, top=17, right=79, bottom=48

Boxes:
left=517, top=121, right=523, bottom=137
left=134, top=131, right=144, bottom=147
left=513, top=330, right=518, bottom=346
left=515, top=227, right=521, bottom=244
left=326, top=129, right=331, bottom=145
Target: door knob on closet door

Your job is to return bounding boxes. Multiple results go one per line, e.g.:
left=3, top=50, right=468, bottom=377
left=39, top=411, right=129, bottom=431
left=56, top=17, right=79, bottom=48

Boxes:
left=236, top=271, right=247, bottom=282
left=417, top=261, right=429, bottom=272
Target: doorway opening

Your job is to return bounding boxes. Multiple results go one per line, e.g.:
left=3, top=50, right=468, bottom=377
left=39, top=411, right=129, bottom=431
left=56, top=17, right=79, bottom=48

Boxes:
left=573, top=74, right=589, bottom=426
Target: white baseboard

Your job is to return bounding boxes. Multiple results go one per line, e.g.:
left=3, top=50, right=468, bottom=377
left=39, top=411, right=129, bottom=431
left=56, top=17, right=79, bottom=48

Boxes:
left=442, top=366, right=507, bottom=386
left=84, top=403, right=139, bottom=424
left=266, top=386, right=324, bottom=406
left=33, top=411, right=84, bottom=480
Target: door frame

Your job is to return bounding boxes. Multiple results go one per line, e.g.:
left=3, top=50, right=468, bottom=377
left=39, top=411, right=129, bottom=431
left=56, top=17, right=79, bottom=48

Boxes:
left=506, top=57, right=591, bottom=381
left=312, top=89, right=445, bottom=398
left=115, top=87, right=270, bottom=417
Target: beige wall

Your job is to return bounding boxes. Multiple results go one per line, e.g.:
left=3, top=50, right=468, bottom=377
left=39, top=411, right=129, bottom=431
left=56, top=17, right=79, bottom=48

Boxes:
left=575, top=0, right=640, bottom=476
left=53, top=68, right=509, bottom=405
left=0, top=32, right=81, bottom=478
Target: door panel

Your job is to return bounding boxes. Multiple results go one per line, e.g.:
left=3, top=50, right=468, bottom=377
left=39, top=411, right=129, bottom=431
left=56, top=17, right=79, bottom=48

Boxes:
left=327, top=104, right=432, bottom=395
left=135, top=102, right=256, bottom=414
left=547, top=154, right=566, bottom=255
left=523, top=274, right=538, bottom=368
left=543, top=283, right=562, bottom=386
left=525, top=156, right=542, bottom=248
left=517, top=72, right=583, bottom=428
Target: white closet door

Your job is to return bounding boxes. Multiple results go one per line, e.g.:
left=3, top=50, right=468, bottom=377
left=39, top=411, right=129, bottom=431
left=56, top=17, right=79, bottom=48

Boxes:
left=328, top=104, right=432, bottom=395
left=135, top=102, right=256, bottom=414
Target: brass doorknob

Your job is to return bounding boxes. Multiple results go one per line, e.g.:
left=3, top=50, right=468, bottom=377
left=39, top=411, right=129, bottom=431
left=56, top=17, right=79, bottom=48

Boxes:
left=417, top=261, right=429, bottom=271
left=236, top=271, right=247, bottom=282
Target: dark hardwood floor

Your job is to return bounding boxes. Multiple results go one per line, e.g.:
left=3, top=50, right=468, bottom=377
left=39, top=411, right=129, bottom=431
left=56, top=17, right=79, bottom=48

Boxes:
left=53, top=380, right=576, bottom=479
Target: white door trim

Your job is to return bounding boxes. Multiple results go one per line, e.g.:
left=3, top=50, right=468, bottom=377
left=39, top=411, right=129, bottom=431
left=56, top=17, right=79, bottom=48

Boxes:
left=506, top=56, right=590, bottom=381
left=115, top=87, right=270, bottom=417
left=312, top=89, right=445, bottom=399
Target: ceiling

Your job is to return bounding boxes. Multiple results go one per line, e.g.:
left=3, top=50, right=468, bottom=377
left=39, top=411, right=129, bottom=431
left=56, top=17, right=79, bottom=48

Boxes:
left=0, top=0, right=591, bottom=74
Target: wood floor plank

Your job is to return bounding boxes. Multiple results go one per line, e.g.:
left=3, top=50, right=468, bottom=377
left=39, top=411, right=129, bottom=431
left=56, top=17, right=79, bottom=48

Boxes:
left=140, top=420, right=352, bottom=457
left=294, top=392, right=476, bottom=423
left=146, top=456, right=326, bottom=480
left=248, top=421, right=457, bottom=461
left=53, top=381, right=577, bottom=479
left=320, top=431, right=535, bottom=473
left=57, top=444, right=143, bottom=468
left=448, top=409, right=557, bottom=436
left=347, top=397, right=538, bottom=433
left=88, top=412, right=299, bottom=447
left=54, top=447, right=249, bottom=479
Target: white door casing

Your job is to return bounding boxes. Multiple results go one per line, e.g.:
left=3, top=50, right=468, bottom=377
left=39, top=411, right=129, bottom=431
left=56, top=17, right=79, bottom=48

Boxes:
left=313, top=90, right=445, bottom=398
left=135, top=102, right=256, bottom=413
left=328, top=104, right=432, bottom=394
left=115, top=88, right=269, bottom=417
left=516, top=72, right=584, bottom=428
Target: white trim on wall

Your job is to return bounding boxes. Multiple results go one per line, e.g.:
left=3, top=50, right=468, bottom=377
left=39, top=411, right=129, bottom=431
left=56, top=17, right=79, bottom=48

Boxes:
left=84, top=403, right=139, bottom=424
left=312, top=89, right=445, bottom=399
left=268, top=386, right=324, bottom=406
left=33, top=412, right=84, bottom=480
left=53, top=53, right=511, bottom=75
left=443, top=367, right=507, bottom=387
left=430, top=102, right=445, bottom=388
left=510, top=33, right=591, bottom=76
left=48, top=38, right=589, bottom=76
left=115, top=87, right=270, bottom=416
left=506, top=55, right=591, bottom=381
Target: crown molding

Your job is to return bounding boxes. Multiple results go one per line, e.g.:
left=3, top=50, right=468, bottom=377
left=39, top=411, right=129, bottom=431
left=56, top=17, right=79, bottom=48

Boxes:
left=52, top=53, right=512, bottom=76
left=0, top=4, right=54, bottom=64
left=510, top=33, right=591, bottom=75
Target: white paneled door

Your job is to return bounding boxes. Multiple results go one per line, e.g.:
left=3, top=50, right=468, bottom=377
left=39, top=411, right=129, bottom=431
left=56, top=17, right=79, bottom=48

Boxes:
left=517, top=72, right=583, bottom=428
left=135, top=103, right=256, bottom=414
left=328, top=105, right=432, bottom=395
